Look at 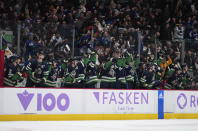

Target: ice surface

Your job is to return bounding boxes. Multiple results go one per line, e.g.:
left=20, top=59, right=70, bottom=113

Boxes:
left=0, top=119, right=198, bottom=131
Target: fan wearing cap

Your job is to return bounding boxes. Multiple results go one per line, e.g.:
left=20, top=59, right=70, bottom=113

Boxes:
left=4, top=56, right=24, bottom=87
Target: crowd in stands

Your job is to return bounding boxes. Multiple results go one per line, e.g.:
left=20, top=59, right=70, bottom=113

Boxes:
left=0, top=0, right=198, bottom=89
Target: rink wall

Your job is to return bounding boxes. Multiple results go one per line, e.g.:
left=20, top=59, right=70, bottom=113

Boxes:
left=0, top=87, right=197, bottom=121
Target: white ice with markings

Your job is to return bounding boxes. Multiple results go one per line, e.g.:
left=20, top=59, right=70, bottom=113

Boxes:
left=0, top=119, right=198, bottom=131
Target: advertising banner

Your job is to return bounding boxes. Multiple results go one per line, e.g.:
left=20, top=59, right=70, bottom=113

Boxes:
left=0, top=88, right=157, bottom=115
left=158, top=90, right=164, bottom=119
left=0, top=88, right=82, bottom=114
left=86, top=90, right=158, bottom=114
left=164, top=90, right=198, bottom=114
left=175, top=91, right=198, bottom=113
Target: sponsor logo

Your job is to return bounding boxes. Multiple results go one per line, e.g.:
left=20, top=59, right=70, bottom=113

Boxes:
left=17, top=90, right=34, bottom=110
left=93, top=91, right=148, bottom=105
left=93, top=91, right=149, bottom=111
left=177, top=93, right=198, bottom=110
left=17, top=90, right=70, bottom=111
left=177, top=93, right=187, bottom=109
left=158, top=92, right=164, bottom=99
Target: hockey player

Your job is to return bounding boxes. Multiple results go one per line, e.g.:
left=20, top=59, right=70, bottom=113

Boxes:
left=147, top=64, right=161, bottom=89
left=62, top=59, right=76, bottom=88
left=59, top=59, right=68, bottom=78
left=85, top=51, right=100, bottom=88
left=4, top=56, right=24, bottom=87
left=124, top=52, right=136, bottom=89
left=114, top=56, right=127, bottom=89
left=86, top=60, right=99, bottom=88
left=100, top=58, right=116, bottom=89
left=136, top=63, right=147, bottom=89
left=75, top=59, right=86, bottom=88
left=82, top=53, right=90, bottom=66
left=25, top=53, right=48, bottom=87
left=44, top=59, right=59, bottom=87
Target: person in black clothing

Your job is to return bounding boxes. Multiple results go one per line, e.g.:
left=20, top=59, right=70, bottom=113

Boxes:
left=25, top=53, right=48, bottom=87
left=44, top=59, right=60, bottom=87
left=4, top=56, right=23, bottom=87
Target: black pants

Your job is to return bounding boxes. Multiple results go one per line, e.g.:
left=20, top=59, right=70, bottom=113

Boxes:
left=26, top=78, right=45, bottom=87
left=85, top=83, right=96, bottom=88
left=116, top=81, right=127, bottom=89
left=100, top=82, right=116, bottom=89
left=62, top=83, right=78, bottom=88
left=127, top=81, right=135, bottom=89
left=74, top=82, right=85, bottom=88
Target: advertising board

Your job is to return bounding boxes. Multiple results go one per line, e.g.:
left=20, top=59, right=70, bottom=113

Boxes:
left=0, top=88, right=157, bottom=115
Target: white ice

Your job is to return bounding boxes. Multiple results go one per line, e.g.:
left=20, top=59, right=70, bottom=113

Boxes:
left=0, top=119, right=198, bottom=131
